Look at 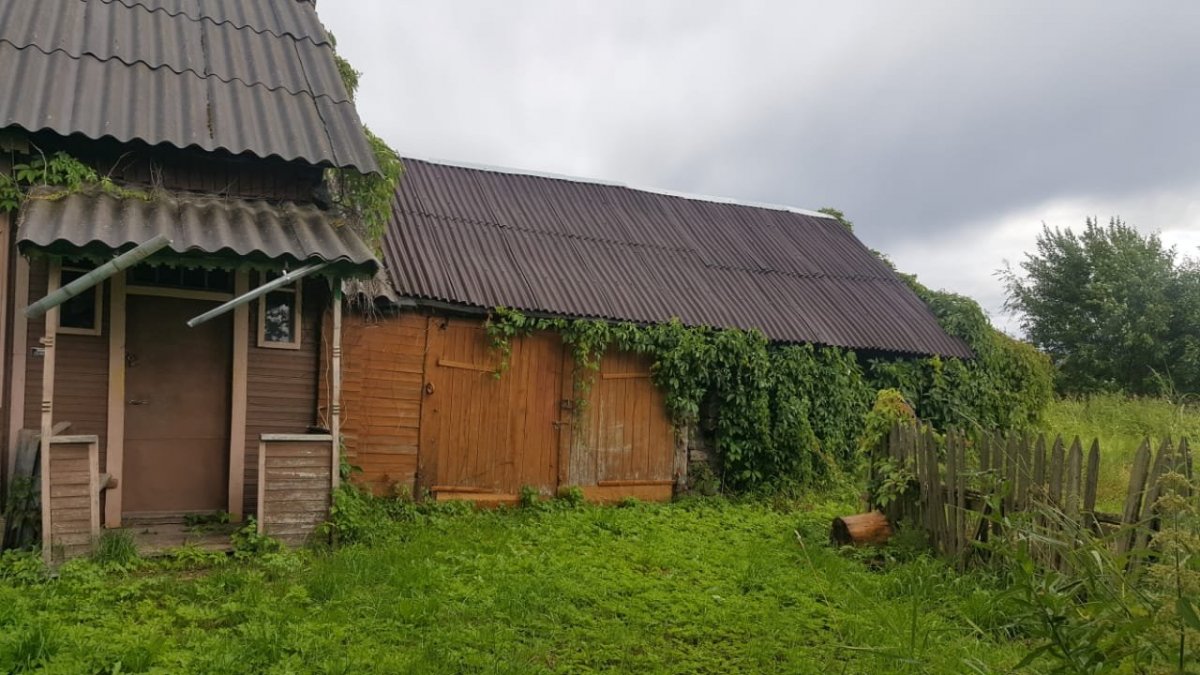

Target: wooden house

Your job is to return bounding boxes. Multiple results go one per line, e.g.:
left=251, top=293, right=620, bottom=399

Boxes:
left=336, top=159, right=971, bottom=505
left=0, top=0, right=379, bottom=557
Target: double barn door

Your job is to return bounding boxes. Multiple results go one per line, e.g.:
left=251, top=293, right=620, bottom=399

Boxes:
left=417, top=319, right=675, bottom=503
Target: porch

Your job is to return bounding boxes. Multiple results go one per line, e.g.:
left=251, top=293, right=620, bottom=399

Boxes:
left=7, top=190, right=375, bottom=561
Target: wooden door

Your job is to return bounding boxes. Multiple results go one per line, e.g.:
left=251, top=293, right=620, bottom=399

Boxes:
left=569, top=349, right=676, bottom=502
left=123, top=296, right=232, bottom=514
left=419, top=318, right=564, bottom=500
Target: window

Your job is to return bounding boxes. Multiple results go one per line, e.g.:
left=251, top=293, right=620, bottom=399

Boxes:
left=258, top=272, right=301, bottom=349
left=56, top=260, right=102, bottom=336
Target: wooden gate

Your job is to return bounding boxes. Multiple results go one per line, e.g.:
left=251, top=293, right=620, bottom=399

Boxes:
left=569, top=349, right=677, bottom=502
left=419, top=318, right=567, bottom=503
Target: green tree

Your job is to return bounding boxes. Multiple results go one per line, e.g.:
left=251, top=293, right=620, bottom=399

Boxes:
left=1003, top=217, right=1199, bottom=395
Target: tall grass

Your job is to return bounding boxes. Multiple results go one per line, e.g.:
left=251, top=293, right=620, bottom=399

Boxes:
left=1041, top=394, right=1200, bottom=511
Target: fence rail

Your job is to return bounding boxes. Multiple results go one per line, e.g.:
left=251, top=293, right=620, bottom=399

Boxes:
left=874, top=424, right=1194, bottom=566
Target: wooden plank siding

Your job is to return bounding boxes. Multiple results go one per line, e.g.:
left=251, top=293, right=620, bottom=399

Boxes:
left=243, top=276, right=325, bottom=515
left=334, top=311, right=677, bottom=504
left=22, top=258, right=110, bottom=474
left=569, top=349, right=676, bottom=503
left=257, top=435, right=333, bottom=547
left=45, top=435, right=101, bottom=561
left=321, top=311, right=427, bottom=495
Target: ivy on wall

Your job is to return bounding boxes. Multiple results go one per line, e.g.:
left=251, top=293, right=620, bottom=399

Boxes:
left=485, top=285, right=1054, bottom=492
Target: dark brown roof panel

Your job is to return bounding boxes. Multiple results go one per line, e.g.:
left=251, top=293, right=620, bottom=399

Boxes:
left=18, top=190, right=377, bottom=276
left=0, top=0, right=376, bottom=172
left=382, top=159, right=971, bottom=358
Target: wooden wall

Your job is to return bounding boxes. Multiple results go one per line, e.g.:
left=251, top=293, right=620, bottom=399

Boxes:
left=243, top=277, right=325, bottom=515
left=45, top=436, right=100, bottom=562
left=22, top=259, right=110, bottom=472
left=570, top=350, right=677, bottom=503
left=325, top=311, right=426, bottom=495
left=256, top=435, right=332, bottom=547
left=334, top=311, right=679, bottom=503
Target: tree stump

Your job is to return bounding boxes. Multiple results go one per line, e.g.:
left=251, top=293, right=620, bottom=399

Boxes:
left=830, top=511, right=893, bottom=547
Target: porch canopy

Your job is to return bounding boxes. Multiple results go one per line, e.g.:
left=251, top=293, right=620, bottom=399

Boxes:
left=16, top=189, right=378, bottom=278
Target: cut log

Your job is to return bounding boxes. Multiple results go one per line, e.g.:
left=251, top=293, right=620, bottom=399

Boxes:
left=830, top=511, right=893, bottom=547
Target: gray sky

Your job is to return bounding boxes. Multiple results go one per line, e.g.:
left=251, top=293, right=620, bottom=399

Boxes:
left=321, top=1, right=1200, bottom=330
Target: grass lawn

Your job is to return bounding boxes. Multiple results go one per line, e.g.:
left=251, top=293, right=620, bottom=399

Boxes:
left=1, top=498, right=1027, bottom=674
left=1041, top=394, right=1200, bottom=511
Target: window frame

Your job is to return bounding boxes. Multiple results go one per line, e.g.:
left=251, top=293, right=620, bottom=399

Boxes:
left=256, top=276, right=302, bottom=350
left=53, top=258, right=104, bottom=337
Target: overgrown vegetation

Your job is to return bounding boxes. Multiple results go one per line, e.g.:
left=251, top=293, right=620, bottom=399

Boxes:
left=485, top=283, right=1054, bottom=491
left=323, top=32, right=404, bottom=251
left=980, top=465, right=1200, bottom=673
left=0, top=499, right=1029, bottom=673
left=0, top=150, right=151, bottom=212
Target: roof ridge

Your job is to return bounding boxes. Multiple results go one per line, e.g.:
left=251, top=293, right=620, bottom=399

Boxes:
left=394, top=208, right=901, bottom=284
left=401, top=155, right=837, bottom=221
left=86, top=0, right=332, bottom=47
left=0, top=38, right=348, bottom=104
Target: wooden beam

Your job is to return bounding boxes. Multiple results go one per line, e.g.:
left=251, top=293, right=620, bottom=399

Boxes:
left=256, top=439, right=266, bottom=534
left=330, top=286, right=342, bottom=492
left=104, top=272, right=126, bottom=527
left=0, top=209, right=9, bottom=418
left=6, top=256, right=29, bottom=480
left=39, top=257, right=60, bottom=563
left=227, top=269, right=249, bottom=520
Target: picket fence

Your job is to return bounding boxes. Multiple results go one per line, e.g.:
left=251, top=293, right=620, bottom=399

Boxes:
left=874, top=424, right=1194, bottom=565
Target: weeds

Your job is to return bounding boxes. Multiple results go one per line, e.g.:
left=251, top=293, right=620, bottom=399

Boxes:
left=91, top=530, right=140, bottom=571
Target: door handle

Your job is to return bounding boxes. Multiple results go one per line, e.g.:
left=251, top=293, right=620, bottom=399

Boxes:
left=128, top=399, right=149, bottom=406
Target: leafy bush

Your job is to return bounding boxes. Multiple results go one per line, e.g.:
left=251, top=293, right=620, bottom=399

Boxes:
left=230, top=518, right=282, bottom=558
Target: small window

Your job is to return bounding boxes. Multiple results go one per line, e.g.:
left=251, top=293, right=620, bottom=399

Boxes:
left=257, top=272, right=301, bottom=349
left=57, top=260, right=102, bottom=336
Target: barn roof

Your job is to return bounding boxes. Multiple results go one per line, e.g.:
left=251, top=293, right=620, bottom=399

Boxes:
left=383, top=158, right=972, bottom=358
left=0, top=0, right=377, bottom=173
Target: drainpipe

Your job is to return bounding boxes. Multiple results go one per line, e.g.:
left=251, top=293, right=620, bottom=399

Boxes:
left=25, top=234, right=172, bottom=319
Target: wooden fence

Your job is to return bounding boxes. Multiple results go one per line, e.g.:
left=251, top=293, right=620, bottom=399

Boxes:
left=875, top=424, right=1194, bottom=565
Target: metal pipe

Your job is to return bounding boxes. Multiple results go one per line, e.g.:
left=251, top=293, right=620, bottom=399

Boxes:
left=186, top=262, right=330, bottom=328
left=25, top=234, right=172, bottom=319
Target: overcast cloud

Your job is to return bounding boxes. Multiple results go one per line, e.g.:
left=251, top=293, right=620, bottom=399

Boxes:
left=321, top=1, right=1200, bottom=331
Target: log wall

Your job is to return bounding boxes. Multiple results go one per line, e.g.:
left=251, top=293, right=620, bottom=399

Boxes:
left=256, top=434, right=333, bottom=547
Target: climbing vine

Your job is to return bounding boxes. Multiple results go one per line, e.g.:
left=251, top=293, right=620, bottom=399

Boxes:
left=484, top=288, right=1054, bottom=492
left=323, top=33, right=404, bottom=252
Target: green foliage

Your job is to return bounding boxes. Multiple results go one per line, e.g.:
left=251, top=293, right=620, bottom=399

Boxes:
left=0, top=150, right=150, bottom=212
left=320, top=35, right=403, bottom=252
left=556, top=485, right=585, bottom=506
left=0, top=549, right=47, bottom=585
left=486, top=302, right=1050, bottom=491
left=872, top=278, right=1054, bottom=433
left=0, top=499, right=1028, bottom=672
left=1003, top=218, right=1200, bottom=396
left=818, top=206, right=854, bottom=231
left=326, top=128, right=403, bottom=252
left=230, top=518, right=282, bottom=558
left=518, top=485, right=540, bottom=508
left=2, top=476, right=39, bottom=548
left=91, top=530, right=141, bottom=571
left=983, top=467, right=1200, bottom=673
left=1042, top=394, right=1200, bottom=510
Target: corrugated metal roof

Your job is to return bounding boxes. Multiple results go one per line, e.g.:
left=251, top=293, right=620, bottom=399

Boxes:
left=18, top=190, right=378, bottom=276
left=0, top=0, right=377, bottom=172
left=383, top=159, right=971, bottom=358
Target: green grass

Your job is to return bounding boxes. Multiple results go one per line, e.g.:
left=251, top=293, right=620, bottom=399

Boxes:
left=0, top=499, right=1028, bottom=674
left=1041, top=394, right=1200, bottom=511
